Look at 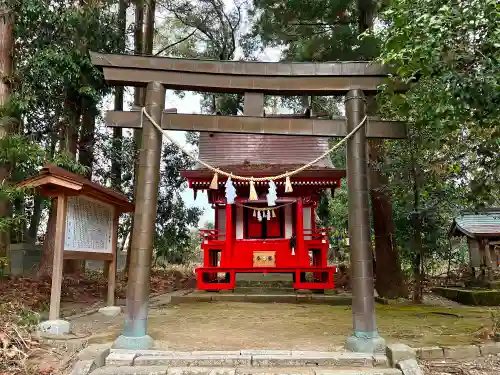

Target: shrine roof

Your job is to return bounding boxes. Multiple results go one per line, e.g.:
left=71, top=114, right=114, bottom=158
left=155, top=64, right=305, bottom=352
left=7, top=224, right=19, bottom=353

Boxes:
left=449, top=209, right=500, bottom=238
left=17, top=164, right=134, bottom=212
left=192, top=132, right=337, bottom=171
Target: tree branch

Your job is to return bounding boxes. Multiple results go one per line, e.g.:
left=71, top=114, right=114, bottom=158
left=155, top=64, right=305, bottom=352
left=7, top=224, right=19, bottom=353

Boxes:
left=154, top=27, right=198, bottom=56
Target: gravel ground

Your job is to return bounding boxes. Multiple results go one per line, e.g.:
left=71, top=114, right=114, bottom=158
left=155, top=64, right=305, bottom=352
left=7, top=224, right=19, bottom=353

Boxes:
left=423, top=354, right=500, bottom=375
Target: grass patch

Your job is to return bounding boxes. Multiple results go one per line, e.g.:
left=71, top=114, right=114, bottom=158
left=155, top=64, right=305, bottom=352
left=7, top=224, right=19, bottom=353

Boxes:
left=83, top=301, right=497, bottom=350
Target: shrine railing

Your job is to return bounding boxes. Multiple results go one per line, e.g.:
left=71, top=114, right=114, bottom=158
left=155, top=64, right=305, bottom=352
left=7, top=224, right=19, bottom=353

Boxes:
left=303, top=228, right=334, bottom=241
left=199, top=229, right=225, bottom=241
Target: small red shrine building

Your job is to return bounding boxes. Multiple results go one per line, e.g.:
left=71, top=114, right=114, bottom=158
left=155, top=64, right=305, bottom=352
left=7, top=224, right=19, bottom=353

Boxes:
left=181, top=132, right=345, bottom=291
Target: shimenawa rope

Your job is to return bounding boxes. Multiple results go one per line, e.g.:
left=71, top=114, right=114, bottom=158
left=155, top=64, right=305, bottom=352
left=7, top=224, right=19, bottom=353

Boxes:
left=141, top=107, right=367, bottom=182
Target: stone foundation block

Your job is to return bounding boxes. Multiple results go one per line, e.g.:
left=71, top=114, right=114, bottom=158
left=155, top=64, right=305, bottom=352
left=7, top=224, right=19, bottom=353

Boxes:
left=240, top=350, right=292, bottom=356
left=70, top=360, right=97, bottom=375
left=396, top=359, right=424, bottom=375
left=251, top=353, right=372, bottom=367
left=98, top=306, right=121, bottom=317
left=386, top=344, right=416, bottom=366
left=416, top=347, right=443, bottom=360
left=479, top=342, right=500, bottom=356
left=167, top=368, right=236, bottom=375
left=78, top=344, right=111, bottom=367
left=372, top=354, right=389, bottom=367
left=171, top=294, right=212, bottom=303
left=91, top=365, right=168, bottom=375
left=111, top=348, right=175, bottom=357
left=315, top=369, right=402, bottom=375
left=237, top=369, right=314, bottom=375
left=38, top=319, right=70, bottom=335
left=212, top=294, right=247, bottom=302
left=443, top=345, right=480, bottom=360
left=105, top=351, right=137, bottom=366
left=192, top=351, right=242, bottom=356
left=134, top=354, right=252, bottom=367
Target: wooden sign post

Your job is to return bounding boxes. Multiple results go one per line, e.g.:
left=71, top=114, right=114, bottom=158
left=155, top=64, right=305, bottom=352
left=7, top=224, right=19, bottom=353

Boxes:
left=17, top=165, right=134, bottom=335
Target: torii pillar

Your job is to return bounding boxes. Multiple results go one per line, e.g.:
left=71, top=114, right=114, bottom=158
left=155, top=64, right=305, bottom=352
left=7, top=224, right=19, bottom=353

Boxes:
left=115, top=81, right=165, bottom=349
left=345, top=89, right=385, bottom=353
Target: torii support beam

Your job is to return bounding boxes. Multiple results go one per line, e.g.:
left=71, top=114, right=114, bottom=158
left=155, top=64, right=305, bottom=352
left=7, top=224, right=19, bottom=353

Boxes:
left=90, top=51, right=405, bottom=353
left=105, top=110, right=407, bottom=139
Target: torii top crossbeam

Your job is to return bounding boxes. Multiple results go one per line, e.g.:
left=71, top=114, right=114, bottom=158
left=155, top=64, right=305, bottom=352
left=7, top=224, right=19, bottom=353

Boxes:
left=90, top=52, right=404, bottom=95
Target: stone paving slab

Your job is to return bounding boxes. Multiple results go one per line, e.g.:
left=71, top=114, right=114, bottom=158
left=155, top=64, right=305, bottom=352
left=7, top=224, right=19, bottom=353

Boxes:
left=442, top=345, right=480, bottom=360
left=251, top=353, right=374, bottom=367
left=89, top=367, right=402, bottom=375
left=105, top=352, right=138, bottom=366
left=134, top=354, right=252, bottom=367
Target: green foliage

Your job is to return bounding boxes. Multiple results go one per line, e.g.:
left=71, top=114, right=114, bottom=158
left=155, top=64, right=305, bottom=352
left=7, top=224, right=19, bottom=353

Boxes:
left=246, top=0, right=379, bottom=61
left=154, top=142, right=202, bottom=264
left=377, top=0, right=500, bottom=206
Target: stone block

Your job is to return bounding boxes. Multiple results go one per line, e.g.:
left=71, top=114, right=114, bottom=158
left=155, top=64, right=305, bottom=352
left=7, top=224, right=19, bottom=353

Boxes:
left=415, top=347, right=443, bottom=360
left=38, top=319, right=70, bottom=335
left=396, top=359, right=424, bottom=375
left=192, top=351, right=242, bottom=356
left=212, top=294, right=247, bottom=302
left=386, top=344, right=416, bottom=366
left=237, top=369, right=314, bottom=375
left=106, top=351, right=137, bottom=366
left=334, top=352, right=374, bottom=367
left=290, top=351, right=334, bottom=356
left=91, top=366, right=168, bottom=375
left=296, top=295, right=312, bottom=302
left=171, top=294, right=212, bottom=303
left=167, top=368, right=236, bottom=375
left=70, top=360, right=97, bottom=375
left=443, top=345, right=480, bottom=360
left=252, top=352, right=372, bottom=367
left=134, top=354, right=252, bottom=367
left=241, top=350, right=291, bottom=356
left=479, top=342, right=500, bottom=356
left=372, top=354, right=389, bottom=367
left=111, top=348, right=175, bottom=357
left=244, top=295, right=298, bottom=303
left=315, top=369, right=401, bottom=375
left=98, top=306, right=121, bottom=317
left=78, top=344, right=111, bottom=367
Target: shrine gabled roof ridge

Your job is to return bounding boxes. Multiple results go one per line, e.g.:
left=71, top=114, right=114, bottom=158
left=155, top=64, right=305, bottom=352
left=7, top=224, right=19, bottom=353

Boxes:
left=17, top=164, right=134, bottom=212
left=449, top=209, right=500, bottom=238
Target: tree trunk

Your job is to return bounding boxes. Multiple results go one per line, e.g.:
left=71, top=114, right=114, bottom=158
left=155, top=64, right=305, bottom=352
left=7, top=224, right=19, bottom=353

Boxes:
left=125, top=0, right=145, bottom=275
left=369, top=141, right=408, bottom=298
left=0, top=5, right=13, bottom=264
left=38, top=198, right=57, bottom=277
left=111, top=0, right=127, bottom=192
left=410, top=147, right=423, bottom=303
left=27, top=195, right=43, bottom=243
left=78, top=98, right=97, bottom=179
left=39, top=95, right=81, bottom=277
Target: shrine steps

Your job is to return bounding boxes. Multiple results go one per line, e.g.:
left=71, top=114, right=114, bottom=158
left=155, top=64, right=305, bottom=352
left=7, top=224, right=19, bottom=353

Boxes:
left=78, top=350, right=403, bottom=375
left=89, top=366, right=402, bottom=375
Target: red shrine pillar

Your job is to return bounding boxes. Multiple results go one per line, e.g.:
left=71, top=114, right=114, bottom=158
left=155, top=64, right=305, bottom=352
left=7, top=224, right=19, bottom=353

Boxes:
left=224, top=203, right=233, bottom=265
left=296, top=199, right=306, bottom=266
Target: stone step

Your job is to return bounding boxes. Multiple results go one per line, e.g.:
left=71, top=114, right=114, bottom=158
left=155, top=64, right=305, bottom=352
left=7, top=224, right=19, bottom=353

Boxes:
left=171, top=293, right=352, bottom=305
left=90, top=367, right=402, bottom=375
left=105, top=350, right=389, bottom=368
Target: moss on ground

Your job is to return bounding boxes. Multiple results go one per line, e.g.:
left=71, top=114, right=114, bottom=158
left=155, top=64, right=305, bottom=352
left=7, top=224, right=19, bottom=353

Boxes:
left=433, top=287, right=500, bottom=306
left=138, top=302, right=497, bottom=349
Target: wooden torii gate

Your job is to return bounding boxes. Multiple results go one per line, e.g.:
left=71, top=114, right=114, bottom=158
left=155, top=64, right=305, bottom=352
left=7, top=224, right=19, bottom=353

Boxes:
left=90, top=52, right=406, bottom=353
